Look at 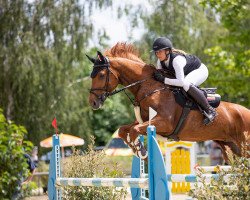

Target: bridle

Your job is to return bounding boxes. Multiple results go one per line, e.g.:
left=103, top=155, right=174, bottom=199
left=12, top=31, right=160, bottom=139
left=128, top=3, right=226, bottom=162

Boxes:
left=89, top=57, right=148, bottom=105
left=89, top=58, right=114, bottom=102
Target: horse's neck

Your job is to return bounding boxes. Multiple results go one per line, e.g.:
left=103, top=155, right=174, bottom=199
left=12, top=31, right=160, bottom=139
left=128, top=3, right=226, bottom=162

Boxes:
left=112, top=58, right=148, bottom=93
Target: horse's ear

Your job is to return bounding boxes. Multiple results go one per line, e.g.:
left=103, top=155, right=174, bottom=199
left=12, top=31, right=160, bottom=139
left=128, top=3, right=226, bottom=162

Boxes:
left=97, top=51, right=105, bottom=62
left=86, top=54, right=95, bottom=63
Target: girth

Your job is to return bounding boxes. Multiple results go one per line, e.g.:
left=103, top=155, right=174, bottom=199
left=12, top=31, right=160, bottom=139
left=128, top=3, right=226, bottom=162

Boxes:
left=166, top=101, right=192, bottom=141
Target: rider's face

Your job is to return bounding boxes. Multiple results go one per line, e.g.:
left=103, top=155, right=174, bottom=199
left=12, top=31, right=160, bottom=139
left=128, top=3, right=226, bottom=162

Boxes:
left=155, top=49, right=169, bottom=61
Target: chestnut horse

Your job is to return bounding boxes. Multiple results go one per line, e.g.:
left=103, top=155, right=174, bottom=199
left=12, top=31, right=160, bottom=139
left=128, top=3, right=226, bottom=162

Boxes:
left=87, top=43, right=250, bottom=160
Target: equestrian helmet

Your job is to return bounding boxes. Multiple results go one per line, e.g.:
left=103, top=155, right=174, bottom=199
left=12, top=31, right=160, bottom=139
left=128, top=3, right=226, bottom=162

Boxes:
left=152, top=37, right=173, bottom=52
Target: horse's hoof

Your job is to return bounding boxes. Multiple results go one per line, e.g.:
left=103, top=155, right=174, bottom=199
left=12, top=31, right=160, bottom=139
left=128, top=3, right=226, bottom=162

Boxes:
left=137, top=150, right=148, bottom=159
left=136, top=145, right=148, bottom=159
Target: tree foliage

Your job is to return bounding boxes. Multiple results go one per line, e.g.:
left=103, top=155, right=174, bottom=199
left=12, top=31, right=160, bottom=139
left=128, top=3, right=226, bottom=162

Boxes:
left=204, top=46, right=250, bottom=105
left=0, top=0, right=131, bottom=149
left=201, top=0, right=250, bottom=106
left=0, top=0, right=91, bottom=145
left=0, top=108, right=33, bottom=199
left=125, top=0, right=226, bottom=62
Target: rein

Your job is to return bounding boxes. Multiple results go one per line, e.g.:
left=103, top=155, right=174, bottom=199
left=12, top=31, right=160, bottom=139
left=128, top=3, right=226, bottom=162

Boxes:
left=89, top=59, right=149, bottom=103
left=89, top=57, right=175, bottom=106
left=109, top=79, right=147, bottom=96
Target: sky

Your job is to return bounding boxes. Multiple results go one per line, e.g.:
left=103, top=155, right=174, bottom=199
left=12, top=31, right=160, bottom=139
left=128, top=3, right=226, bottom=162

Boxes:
left=89, top=0, right=152, bottom=47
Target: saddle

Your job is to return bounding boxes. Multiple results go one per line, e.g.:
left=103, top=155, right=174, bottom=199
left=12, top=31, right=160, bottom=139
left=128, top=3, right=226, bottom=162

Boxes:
left=173, top=87, right=221, bottom=109
left=167, top=87, right=221, bottom=141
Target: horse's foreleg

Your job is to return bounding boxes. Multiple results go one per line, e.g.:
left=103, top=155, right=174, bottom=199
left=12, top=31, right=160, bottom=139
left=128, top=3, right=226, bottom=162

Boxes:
left=118, top=121, right=139, bottom=154
left=128, top=118, right=173, bottom=159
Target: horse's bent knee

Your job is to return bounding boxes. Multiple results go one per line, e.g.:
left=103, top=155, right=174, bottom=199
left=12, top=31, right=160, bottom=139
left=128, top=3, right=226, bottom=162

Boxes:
left=129, top=126, right=140, bottom=140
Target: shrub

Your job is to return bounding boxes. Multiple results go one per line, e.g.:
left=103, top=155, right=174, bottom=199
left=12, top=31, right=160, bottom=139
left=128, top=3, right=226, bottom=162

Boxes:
left=189, top=134, right=250, bottom=200
left=0, top=108, right=33, bottom=199
left=62, top=136, right=128, bottom=200
left=22, top=181, right=38, bottom=197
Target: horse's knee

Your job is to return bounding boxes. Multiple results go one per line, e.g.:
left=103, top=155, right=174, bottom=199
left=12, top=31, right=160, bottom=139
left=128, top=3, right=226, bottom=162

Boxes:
left=118, top=129, right=127, bottom=139
left=118, top=124, right=131, bottom=137
left=128, top=126, right=140, bottom=141
left=117, top=126, right=135, bottom=145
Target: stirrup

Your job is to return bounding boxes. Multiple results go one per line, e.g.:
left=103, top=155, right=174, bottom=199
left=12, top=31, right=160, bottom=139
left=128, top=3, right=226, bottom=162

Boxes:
left=203, top=110, right=217, bottom=125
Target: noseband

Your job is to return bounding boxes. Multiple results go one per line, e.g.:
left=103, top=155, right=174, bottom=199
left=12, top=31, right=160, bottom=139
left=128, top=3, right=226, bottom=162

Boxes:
left=89, top=58, right=116, bottom=102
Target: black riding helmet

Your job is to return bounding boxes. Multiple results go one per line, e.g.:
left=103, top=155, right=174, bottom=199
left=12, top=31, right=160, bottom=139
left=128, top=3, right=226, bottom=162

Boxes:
left=152, top=37, right=173, bottom=52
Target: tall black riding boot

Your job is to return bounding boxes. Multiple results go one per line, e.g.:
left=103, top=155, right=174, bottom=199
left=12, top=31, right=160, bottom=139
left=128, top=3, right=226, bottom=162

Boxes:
left=187, top=84, right=217, bottom=125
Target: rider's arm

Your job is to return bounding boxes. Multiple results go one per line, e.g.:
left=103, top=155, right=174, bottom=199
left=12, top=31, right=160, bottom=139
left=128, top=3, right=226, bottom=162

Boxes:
left=164, top=55, right=186, bottom=87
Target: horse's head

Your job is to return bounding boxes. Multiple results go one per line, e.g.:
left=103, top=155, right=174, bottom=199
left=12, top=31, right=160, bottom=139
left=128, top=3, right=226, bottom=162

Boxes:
left=86, top=51, right=119, bottom=110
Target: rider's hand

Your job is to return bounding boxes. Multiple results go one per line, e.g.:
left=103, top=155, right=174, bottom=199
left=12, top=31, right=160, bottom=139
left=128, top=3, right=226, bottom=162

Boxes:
left=153, top=71, right=165, bottom=83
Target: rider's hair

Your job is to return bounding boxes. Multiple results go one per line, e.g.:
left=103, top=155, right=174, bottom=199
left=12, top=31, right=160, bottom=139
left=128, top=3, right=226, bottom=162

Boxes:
left=172, top=48, right=187, bottom=55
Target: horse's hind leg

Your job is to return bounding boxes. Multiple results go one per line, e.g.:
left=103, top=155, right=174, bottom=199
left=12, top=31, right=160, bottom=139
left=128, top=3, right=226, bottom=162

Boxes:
left=213, top=141, right=228, bottom=164
left=214, top=140, right=241, bottom=164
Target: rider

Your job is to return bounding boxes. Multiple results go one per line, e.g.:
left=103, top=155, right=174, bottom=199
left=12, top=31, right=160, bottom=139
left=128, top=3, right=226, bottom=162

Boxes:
left=152, top=37, right=217, bottom=125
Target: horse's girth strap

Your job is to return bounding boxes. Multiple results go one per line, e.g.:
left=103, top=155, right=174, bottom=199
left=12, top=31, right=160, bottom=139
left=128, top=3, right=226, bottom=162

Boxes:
left=167, top=102, right=192, bottom=141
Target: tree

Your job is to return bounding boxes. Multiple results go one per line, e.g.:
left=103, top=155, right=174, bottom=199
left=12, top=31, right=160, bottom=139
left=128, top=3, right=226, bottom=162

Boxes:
left=123, top=0, right=226, bottom=62
left=200, top=0, right=250, bottom=106
left=0, top=108, right=33, bottom=199
left=0, top=0, right=123, bottom=148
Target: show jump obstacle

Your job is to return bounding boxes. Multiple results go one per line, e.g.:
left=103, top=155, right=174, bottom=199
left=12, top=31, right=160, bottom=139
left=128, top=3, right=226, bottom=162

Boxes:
left=48, top=125, right=170, bottom=200
left=48, top=125, right=234, bottom=200
left=165, top=141, right=232, bottom=193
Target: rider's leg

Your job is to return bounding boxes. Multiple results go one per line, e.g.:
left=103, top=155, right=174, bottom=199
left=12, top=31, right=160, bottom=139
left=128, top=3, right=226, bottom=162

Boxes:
left=187, top=84, right=217, bottom=124
left=183, top=64, right=217, bottom=125
left=183, top=63, right=208, bottom=91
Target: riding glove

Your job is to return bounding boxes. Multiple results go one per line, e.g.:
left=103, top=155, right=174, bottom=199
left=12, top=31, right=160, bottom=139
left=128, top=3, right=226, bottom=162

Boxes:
left=153, top=71, right=165, bottom=83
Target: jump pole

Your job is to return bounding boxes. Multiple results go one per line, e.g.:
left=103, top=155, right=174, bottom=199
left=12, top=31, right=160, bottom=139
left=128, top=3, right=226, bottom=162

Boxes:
left=48, top=125, right=170, bottom=200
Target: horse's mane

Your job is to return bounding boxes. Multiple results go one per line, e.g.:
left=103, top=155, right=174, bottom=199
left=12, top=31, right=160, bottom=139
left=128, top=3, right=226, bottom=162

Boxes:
left=104, top=42, right=145, bottom=64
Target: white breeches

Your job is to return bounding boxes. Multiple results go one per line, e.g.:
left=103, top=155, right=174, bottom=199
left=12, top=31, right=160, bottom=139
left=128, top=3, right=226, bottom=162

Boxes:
left=183, top=64, right=208, bottom=91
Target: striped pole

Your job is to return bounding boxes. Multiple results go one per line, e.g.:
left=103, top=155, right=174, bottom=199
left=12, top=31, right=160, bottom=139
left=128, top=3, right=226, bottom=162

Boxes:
left=141, top=173, right=233, bottom=183
left=167, top=174, right=233, bottom=183
left=56, top=177, right=148, bottom=188
left=195, top=166, right=231, bottom=172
